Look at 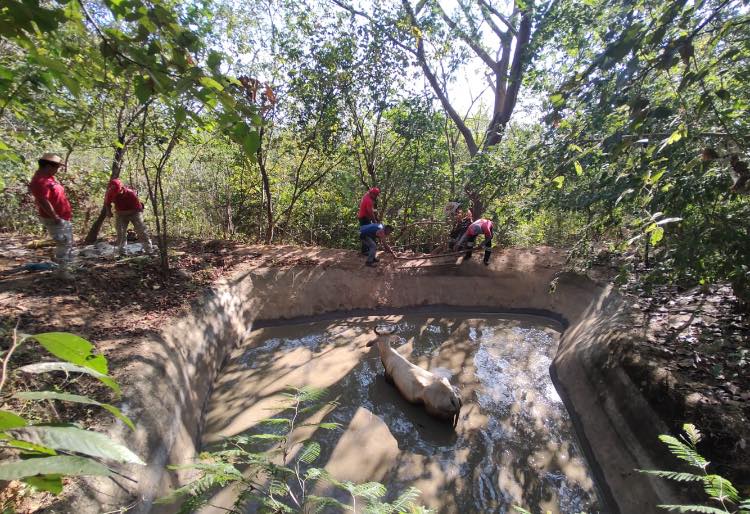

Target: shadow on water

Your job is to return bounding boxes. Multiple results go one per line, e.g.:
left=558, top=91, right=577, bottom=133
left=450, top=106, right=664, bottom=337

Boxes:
left=201, top=314, right=601, bottom=514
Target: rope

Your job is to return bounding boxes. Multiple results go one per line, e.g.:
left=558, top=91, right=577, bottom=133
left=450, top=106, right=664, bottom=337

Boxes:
left=392, top=243, right=488, bottom=261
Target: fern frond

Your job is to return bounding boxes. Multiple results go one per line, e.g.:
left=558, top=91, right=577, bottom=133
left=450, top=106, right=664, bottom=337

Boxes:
left=702, top=475, right=740, bottom=504
left=639, top=470, right=704, bottom=482
left=389, top=487, right=421, bottom=511
left=259, top=417, right=292, bottom=427
left=682, top=424, right=702, bottom=446
left=305, top=467, right=333, bottom=484
left=304, top=494, right=350, bottom=513
left=658, top=435, right=709, bottom=469
left=352, top=481, right=387, bottom=501
left=156, top=462, right=242, bottom=507
left=658, top=504, right=731, bottom=513
left=269, top=478, right=290, bottom=497
left=298, top=442, right=321, bottom=465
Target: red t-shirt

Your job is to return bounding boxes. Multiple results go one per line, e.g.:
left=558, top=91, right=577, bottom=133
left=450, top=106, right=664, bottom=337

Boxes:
left=358, top=193, right=375, bottom=219
left=105, top=185, right=143, bottom=212
left=468, top=219, right=493, bottom=238
left=29, top=173, right=72, bottom=220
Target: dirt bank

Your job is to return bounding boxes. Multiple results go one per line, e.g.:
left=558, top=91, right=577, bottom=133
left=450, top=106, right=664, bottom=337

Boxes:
left=0, top=240, right=746, bottom=513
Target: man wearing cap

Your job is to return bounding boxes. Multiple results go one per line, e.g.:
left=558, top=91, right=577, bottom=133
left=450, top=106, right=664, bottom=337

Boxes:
left=358, top=187, right=380, bottom=254
left=28, top=153, right=74, bottom=272
left=104, top=178, right=154, bottom=256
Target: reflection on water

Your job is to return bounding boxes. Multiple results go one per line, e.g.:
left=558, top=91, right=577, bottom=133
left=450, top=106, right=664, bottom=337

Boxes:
left=203, top=315, right=600, bottom=513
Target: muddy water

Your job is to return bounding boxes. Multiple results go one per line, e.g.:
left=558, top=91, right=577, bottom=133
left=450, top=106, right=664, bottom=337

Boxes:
left=202, top=314, right=600, bottom=513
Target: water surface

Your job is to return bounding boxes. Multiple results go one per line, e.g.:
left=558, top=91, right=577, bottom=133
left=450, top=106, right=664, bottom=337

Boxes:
left=203, top=314, right=600, bottom=513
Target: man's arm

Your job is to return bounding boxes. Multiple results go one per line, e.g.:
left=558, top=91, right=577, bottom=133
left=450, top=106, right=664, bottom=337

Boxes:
left=38, top=198, right=61, bottom=223
left=366, top=202, right=377, bottom=222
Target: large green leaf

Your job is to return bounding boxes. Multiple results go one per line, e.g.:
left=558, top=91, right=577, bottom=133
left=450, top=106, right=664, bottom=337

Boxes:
left=10, top=426, right=144, bottom=465
left=6, top=439, right=57, bottom=455
left=0, top=410, right=28, bottom=430
left=23, top=474, right=63, bottom=494
left=18, top=361, right=121, bottom=395
left=31, top=332, right=108, bottom=375
left=15, top=391, right=135, bottom=430
left=0, top=455, right=112, bottom=480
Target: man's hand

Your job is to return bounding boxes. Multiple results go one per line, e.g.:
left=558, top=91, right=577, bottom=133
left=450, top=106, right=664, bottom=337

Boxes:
left=53, top=217, right=62, bottom=225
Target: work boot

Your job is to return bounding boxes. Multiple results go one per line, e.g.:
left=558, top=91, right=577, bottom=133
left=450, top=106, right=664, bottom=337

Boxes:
left=365, top=261, right=376, bottom=267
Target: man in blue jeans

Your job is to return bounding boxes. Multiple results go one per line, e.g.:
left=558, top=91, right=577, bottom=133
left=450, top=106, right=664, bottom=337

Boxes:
left=359, top=223, right=395, bottom=267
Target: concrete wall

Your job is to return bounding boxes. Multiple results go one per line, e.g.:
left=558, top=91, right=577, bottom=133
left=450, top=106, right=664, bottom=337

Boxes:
left=51, top=249, right=681, bottom=513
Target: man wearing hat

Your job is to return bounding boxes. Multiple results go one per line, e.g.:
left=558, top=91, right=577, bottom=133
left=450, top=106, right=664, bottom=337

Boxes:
left=358, top=187, right=380, bottom=254
left=28, top=153, right=74, bottom=273
left=104, top=178, right=153, bottom=256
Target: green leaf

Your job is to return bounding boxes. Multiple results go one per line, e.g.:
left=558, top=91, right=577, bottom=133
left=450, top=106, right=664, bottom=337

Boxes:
left=552, top=175, right=565, bottom=189
left=550, top=93, right=565, bottom=108
left=31, top=332, right=108, bottom=375
left=0, top=410, right=28, bottom=430
left=638, top=470, right=703, bottom=482
left=0, top=456, right=112, bottom=480
left=10, top=426, right=144, bottom=465
left=14, top=391, right=135, bottom=430
left=23, top=474, right=63, bottom=494
left=658, top=505, right=733, bottom=514
left=207, top=51, right=222, bottom=69
left=199, top=76, right=224, bottom=91
left=134, top=75, right=152, bottom=104
left=298, top=442, right=321, bottom=465
left=242, top=130, right=260, bottom=154
left=18, top=362, right=121, bottom=395
left=649, top=226, right=664, bottom=246
left=574, top=161, right=583, bottom=176
left=702, top=474, right=739, bottom=503
left=6, top=439, right=57, bottom=455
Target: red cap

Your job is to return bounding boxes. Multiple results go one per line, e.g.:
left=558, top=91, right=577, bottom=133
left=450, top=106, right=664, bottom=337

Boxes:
left=109, top=178, right=124, bottom=192
left=369, top=187, right=380, bottom=197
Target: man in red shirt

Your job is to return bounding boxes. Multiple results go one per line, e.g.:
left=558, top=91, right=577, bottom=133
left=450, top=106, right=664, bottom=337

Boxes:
left=456, top=218, right=494, bottom=265
left=104, top=178, right=154, bottom=256
left=358, top=187, right=380, bottom=254
left=28, top=153, right=74, bottom=272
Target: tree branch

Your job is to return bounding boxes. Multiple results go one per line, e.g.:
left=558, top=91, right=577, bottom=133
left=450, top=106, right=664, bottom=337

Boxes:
left=402, top=0, right=479, bottom=155
left=435, top=1, right=499, bottom=71
left=477, top=0, right=517, bottom=36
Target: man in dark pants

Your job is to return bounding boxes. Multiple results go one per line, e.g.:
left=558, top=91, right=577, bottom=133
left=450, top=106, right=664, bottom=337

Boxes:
left=360, top=222, right=394, bottom=267
left=358, top=187, right=380, bottom=254
left=456, top=218, right=494, bottom=265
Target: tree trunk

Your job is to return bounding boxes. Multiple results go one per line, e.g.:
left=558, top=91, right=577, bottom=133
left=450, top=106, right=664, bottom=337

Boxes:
left=257, top=127, right=274, bottom=244
left=84, top=137, right=127, bottom=244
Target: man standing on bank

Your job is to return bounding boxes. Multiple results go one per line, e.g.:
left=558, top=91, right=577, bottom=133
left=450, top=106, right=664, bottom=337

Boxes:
left=28, top=153, right=74, bottom=277
left=358, top=187, right=380, bottom=254
left=104, top=178, right=154, bottom=256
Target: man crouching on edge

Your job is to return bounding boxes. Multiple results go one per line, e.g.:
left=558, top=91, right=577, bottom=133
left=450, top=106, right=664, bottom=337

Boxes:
left=359, top=222, right=395, bottom=267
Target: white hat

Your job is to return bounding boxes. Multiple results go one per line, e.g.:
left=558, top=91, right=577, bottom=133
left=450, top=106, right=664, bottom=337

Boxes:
left=39, top=153, right=63, bottom=165
left=444, top=201, right=460, bottom=215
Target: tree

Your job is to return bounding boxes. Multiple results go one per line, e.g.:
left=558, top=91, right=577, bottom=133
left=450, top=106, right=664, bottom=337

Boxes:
left=331, top=0, right=559, bottom=216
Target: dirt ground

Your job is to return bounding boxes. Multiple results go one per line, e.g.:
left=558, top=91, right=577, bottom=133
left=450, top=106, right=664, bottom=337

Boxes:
left=0, top=235, right=748, bottom=509
left=622, top=280, right=750, bottom=490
